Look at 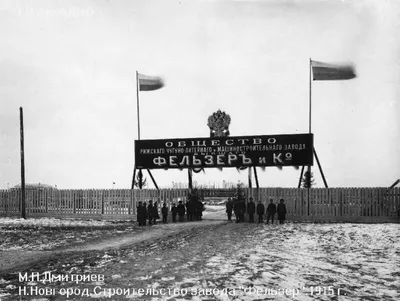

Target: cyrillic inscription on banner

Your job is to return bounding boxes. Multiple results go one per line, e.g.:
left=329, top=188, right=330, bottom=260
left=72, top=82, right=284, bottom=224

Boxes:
left=135, top=134, right=313, bottom=169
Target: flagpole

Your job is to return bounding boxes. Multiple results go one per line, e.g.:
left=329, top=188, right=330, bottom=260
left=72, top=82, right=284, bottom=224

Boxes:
left=133, top=71, right=142, bottom=190
left=308, top=58, right=312, bottom=179
left=136, top=70, right=141, bottom=140
left=308, top=58, right=312, bottom=215
left=309, top=58, right=312, bottom=134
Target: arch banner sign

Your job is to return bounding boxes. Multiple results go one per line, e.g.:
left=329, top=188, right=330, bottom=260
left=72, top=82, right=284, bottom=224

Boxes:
left=135, top=133, right=313, bottom=169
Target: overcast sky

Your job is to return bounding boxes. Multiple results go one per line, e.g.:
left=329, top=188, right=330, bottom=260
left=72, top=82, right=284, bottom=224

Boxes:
left=1, top=0, right=399, bottom=189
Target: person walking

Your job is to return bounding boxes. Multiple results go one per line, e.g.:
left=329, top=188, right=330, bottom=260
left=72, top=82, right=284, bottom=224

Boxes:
left=266, top=199, right=277, bottom=224
left=177, top=200, right=186, bottom=222
left=226, top=198, right=233, bottom=221
left=247, top=197, right=255, bottom=223
left=277, top=199, right=287, bottom=224
left=256, top=200, right=265, bottom=223
left=161, top=203, right=168, bottom=223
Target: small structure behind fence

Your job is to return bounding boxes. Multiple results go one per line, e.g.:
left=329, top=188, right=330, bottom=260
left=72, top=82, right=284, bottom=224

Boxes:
left=0, top=187, right=399, bottom=222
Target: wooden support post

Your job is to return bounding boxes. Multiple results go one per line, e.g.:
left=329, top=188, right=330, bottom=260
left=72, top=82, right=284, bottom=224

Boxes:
left=385, top=179, right=400, bottom=196
left=45, top=190, right=48, bottom=213
left=313, top=147, right=328, bottom=188
left=147, top=169, right=159, bottom=190
left=73, top=192, right=76, bottom=214
left=253, top=166, right=259, bottom=189
left=101, top=190, right=105, bottom=215
left=298, top=166, right=305, bottom=188
left=389, top=179, right=400, bottom=189
left=131, top=167, right=137, bottom=189
left=129, top=189, right=133, bottom=215
left=136, top=169, right=143, bottom=189
left=19, top=107, right=26, bottom=219
left=188, top=169, right=193, bottom=190
left=248, top=167, right=252, bottom=188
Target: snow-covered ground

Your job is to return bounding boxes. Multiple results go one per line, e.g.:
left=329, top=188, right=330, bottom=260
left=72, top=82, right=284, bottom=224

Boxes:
left=0, top=217, right=112, bottom=228
left=111, top=222, right=399, bottom=301
left=0, top=217, right=135, bottom=251
left=202, top=204, right=226, bottom=220
left=1, top=212, right=399, bottom=301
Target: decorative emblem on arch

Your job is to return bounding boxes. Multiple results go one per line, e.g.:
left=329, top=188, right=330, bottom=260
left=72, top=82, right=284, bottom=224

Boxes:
left=207, top=109, right=231, bottom=138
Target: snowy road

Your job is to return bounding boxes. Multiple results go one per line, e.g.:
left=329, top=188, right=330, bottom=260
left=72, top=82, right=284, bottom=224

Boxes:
left=100, top=222, right=399, bottom=301
left=1, top=212, right=399, bottom=300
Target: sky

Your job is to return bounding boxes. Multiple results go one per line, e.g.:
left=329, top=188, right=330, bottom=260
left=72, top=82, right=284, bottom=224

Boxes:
left=0, top=0, right=399, bottom=189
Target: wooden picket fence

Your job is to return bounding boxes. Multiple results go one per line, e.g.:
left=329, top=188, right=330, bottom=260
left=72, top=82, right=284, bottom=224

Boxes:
left=247, top=187, right=400, bottom=222
left=0, top=188, right=188, bottom=220
left=0, top=187, right=399, bottom=222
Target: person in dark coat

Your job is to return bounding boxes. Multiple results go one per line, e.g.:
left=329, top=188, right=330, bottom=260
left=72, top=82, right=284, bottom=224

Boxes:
left=185, top=200, right=190, bottom=221
left=177, top=201, right=186, bottom=222
left=137, top=201, right=144, bottom=226
left=147, top=200, right=154, bottom=225
left=233, top=200, right=241, bottom=223
left=226, top=198, right=233, bottom=221
left=277, top=199, right=287, bottom=224
left=142, top=201, right=147, bottom=226
left=171, top=203, right=177, bottom=222
left=190, top=192, right=200, bottom=221
left=266, top=199, right=277, bottom=224
left=247, top=197, right=256, bottom=223
left=152, top=201, right=159, bottom=225
left=161, top=203, right=168, bottom=223
left=136, top=201, right=141, bottom=224
left=239, top=199, right=246, bottom=223
left=256, top=200, right=265, bottom=223
left=187, top=199, right=194, bottom=221
left=196, top=199, right=204, bottom=221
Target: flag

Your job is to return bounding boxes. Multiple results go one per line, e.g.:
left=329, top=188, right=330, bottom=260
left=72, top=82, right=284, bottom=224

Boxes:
left=311, top=60, right=356, bottom=81
left=138, top=73, right=164, bottom=91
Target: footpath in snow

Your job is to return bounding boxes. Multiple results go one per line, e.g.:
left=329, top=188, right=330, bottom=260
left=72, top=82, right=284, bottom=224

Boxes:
left=0, top=213, right=226, bottom=274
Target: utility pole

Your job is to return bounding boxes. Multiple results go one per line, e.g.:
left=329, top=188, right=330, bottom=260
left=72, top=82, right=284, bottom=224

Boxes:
left=20, top=107, right=26, bottom=219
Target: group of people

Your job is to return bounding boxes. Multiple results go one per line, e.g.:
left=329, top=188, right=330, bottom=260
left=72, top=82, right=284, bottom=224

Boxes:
left=226, top=198, right=287, bottom=224
left=178, top=195, right=205, bottom=222
left=137, top=195, right=287, bottom=226
left=137, top=199, right=160, bottom=226
left=136, top=194, right=205, bottom=226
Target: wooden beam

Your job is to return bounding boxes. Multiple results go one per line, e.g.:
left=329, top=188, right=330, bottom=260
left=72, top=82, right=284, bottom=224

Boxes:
left=188, top=169, right=193, bottom=190
left=131, top=167, right=136, bottom=189
left=313, top=147, right=328, bottom=188
left=248, top=167, right=252, bottom=188
left=298, top=166, right=305, bottom=188
left=147, top=169, right=159, bottom=190
left=253, top=166, right=259, bottom=188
